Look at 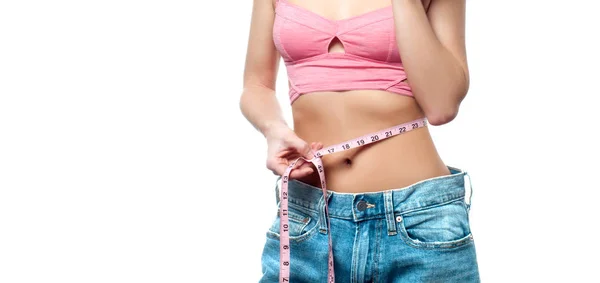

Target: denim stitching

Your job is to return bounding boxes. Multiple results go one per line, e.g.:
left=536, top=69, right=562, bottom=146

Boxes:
left=396, top=196, right=466, bottom=216
left=267, top=202, right=321, bottom=243
left=265, top=218, right=321, bottom=243
left=318, top=194, right=328, bottom=234
left=384, top=191, right=397, bottom=236
left=398, top=227, right=475, bottom=250
left=396, top=200, right=475, bottom=250
left=373, top=219, right=382, bottom=283
left=351, top=222, right=360, bottom=283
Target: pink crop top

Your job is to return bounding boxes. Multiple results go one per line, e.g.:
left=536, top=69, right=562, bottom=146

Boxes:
left=273, top=0, right=413, bottom=104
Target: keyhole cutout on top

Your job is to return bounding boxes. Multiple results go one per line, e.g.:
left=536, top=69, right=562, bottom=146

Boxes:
left=327, top=36, right=346, bottom=54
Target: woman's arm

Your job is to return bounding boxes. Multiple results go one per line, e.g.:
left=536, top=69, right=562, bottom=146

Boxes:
left=239, top=0, right=288, bottom=137
left=240, top=0, right=318, bottom=178
left=392, top=0, right=468, bottom=125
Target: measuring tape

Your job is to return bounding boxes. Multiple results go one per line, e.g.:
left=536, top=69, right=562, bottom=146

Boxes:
left=278, top=117, right=428, bottom=282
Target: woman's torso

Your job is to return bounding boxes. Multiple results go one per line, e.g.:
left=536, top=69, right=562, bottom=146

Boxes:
left=293, top=89, right=450, bottom=193
left=281, top=0, right=448, bottom=193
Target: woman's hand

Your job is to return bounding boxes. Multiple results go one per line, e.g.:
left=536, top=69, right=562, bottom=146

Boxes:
left=265, top=125, right=324, bottom=179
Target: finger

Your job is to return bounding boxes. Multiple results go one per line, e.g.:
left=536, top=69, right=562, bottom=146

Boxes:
left=312, top=142, right=322, bottom=150
left=267, top=158, right=291, bottom=176
left=295, top=158, right=306, bottom=167
left=312, top=141, right=322, bottom=149
left=309, top=142, right=323, bottom=156
left=289, top=167, right=314, bottom=179
left=297, top=161, right=314, bottom=170
left=289, top=138, right=314, bottom=159
left=278, top=158, right=305, bottom=173
left=276, top=149, right=294, bottom=158
left=269, top=164, right=286, bottom=176
left=276, top=156, right=289, bottom=166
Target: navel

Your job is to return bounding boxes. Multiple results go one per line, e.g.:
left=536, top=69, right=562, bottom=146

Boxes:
left=343, top=158, right=352, bottom=166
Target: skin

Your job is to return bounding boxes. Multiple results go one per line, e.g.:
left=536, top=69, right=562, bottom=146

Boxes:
left=240, top=0, right=468, bottom=193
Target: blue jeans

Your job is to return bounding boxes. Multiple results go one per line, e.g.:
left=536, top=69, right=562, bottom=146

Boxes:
left=259, top=166, right=480, bottom=282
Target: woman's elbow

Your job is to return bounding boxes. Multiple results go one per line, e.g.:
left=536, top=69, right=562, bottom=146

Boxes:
left=423, top=92, right=464, bottom=126
left=424, top=81, right=468, bottom=125
left=426, top=107, right=458, bottom=126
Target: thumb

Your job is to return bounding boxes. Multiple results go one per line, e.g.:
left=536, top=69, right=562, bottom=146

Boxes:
left=291, top=138, right=314, bottom=159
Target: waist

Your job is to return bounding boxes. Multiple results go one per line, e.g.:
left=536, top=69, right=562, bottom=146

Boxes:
left=277, top=166, right=469, bottom=220
left=292, top=89, right=426, bottom=145
left=291, top=89, right=450, bottom=193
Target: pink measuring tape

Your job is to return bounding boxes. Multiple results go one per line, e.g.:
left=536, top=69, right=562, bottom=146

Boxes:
left=278, top=117, right=428, bottom=282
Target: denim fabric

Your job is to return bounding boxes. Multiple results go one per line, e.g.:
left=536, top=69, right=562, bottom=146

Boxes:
left=259, top=166, right=480, bottom=283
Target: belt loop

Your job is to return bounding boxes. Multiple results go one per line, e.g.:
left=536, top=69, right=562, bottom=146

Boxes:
left=383, top=191, right=397, bottom=236
left=319, top=192, right=329, bottom=234
left=464, top=171, right=473, bottom=211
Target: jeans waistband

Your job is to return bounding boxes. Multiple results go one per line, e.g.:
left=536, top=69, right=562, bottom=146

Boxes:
left=275, top=166, right=472, bottom=224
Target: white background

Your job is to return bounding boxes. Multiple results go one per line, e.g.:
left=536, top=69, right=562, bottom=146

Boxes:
left=1, top=0, right=599, bottom=282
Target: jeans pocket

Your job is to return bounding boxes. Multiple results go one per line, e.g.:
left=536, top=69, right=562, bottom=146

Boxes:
left=266, top=203, right=320, bottom=243
left=397, top=198, right=474, bottom=249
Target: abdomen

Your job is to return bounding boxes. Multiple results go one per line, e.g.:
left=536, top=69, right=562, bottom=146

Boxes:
left=292, top=89, right=451, bottom=193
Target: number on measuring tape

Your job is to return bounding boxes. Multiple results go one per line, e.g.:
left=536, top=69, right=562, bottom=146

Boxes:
left=342, top=144, right=350, bottom=150
left=328, top=148, right=334, bottom=153
left=357, top=139, right=365, bottom=145
left=399, top=127, right=406, bottom=133
left=371, top=135, right=379, bottom=142
left=412, top=123, right=418, bottom=129
left=385, top=131, right=392, bottom=137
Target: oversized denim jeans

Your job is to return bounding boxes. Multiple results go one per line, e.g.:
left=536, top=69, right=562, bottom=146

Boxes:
left=259, top=166, right=480, bottom=283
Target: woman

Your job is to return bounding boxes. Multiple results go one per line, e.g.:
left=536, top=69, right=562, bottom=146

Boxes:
left=240, top=0, right=480, bottom=281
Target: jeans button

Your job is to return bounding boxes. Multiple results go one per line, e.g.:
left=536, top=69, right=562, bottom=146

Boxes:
left=356, top=200, right=367, bottom=211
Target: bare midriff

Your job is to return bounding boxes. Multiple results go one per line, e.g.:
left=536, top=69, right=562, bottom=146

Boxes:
left=291, top=89, right=451, bottom=193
